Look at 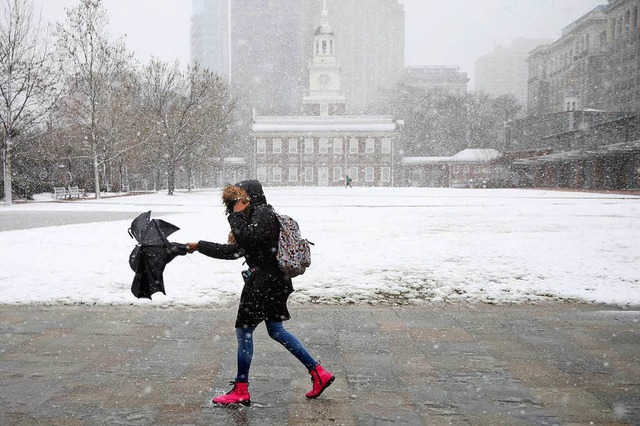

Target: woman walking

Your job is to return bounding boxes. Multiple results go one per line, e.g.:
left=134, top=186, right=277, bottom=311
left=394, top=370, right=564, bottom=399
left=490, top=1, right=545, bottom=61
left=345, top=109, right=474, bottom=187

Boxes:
left=186, top=180, right=334, bottom=405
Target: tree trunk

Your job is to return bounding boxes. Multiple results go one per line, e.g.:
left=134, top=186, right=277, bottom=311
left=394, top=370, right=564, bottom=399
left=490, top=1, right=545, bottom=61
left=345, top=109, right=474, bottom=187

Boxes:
left=93, top=150, right=101, bottom=199
left=3, top=137, right=12, bottom=206
left=167, top=162, right=175, bottom=195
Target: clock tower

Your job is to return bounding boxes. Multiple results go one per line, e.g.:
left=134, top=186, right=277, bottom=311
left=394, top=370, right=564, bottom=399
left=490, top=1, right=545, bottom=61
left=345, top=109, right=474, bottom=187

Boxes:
left=303, top=1, right=346, bottom=117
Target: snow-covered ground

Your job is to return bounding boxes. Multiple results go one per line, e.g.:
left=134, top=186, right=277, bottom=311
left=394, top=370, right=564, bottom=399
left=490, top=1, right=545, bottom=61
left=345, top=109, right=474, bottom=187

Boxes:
left=1, top=187, right=639, bottom=307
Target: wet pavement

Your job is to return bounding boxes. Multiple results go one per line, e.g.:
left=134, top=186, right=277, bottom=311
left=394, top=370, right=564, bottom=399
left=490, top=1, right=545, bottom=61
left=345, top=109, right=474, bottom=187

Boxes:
left=0, top=211, right=173, bottom=232
left=0, top=303, right=638, bottom=425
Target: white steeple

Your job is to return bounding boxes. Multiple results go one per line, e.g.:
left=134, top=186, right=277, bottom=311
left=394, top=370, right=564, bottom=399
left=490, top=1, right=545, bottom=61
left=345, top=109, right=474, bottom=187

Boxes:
left=303, top=1, right=346, bottom=117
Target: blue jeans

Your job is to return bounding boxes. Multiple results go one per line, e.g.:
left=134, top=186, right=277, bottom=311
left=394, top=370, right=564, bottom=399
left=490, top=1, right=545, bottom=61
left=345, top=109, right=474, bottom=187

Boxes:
left=235, top=321, right=318, bottom=383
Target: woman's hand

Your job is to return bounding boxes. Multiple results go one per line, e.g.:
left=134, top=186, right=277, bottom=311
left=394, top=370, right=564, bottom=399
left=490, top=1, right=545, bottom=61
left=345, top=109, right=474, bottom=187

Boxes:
left=233, top=199, right=250, bottom=213
left=185, top=242, right=199, bottom=253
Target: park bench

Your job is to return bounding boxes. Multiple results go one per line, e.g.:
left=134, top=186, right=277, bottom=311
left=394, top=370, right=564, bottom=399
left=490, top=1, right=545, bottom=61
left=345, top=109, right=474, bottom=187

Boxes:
left=67, top=186, right=86, bottom=198
left=52, top=187, right=67, bottom=199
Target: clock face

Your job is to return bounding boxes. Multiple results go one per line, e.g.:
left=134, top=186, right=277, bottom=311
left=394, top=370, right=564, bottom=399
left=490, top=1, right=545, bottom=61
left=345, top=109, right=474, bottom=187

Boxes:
left=318, top=74, right=331, bottom=86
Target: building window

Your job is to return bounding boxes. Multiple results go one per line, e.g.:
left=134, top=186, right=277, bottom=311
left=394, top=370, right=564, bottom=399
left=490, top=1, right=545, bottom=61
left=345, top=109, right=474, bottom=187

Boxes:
left=305, top=166, right=313, bottom=182
left=257, top=139, right=266, bottom=154
left=288, top=138, right=298, bottom=154
left=329, top=40, right=333, bottom=54
left=273, top=138, right=282, bottom=154
left=319, top=138, right=328, bottom=153
left=304, top=138, right=314, bottom=154
left=619, top=16, right=623, bottom=36
left=333, top=166, right=343, bottom=181
left=315, top=40, right=319, bottom=55
left=288, top=166, right=298, bottom=182
left=333, top=138, right=343, bottom=154
left=257, top=166, right=267, bottom=182
left=348, top=166, right=358, bottom=181
left=322, top=40, right=327, bottom=54
left=365, top=138, right=375, bottom=153
left=349, top=137, right=358, bottom=153
left=381, top=138, right=391, bottom=154
left=381, top=167, right=391, bottom=182
left=365, top=167, right=374, bottom=182
left=272, top=166, right=282, bottom=182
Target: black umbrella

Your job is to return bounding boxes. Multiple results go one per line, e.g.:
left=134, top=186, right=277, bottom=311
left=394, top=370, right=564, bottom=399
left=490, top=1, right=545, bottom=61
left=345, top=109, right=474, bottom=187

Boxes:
left=128, top=211, right=187, bottom=299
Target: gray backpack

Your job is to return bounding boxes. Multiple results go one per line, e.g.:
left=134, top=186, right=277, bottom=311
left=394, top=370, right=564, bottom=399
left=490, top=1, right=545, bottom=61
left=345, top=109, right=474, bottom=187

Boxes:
left=275, top=213, right=313, bottom=278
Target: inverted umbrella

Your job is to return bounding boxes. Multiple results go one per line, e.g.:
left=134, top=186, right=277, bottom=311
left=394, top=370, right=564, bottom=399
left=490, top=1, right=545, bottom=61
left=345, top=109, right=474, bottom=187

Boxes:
left=128, top=211, right=187, bottom=299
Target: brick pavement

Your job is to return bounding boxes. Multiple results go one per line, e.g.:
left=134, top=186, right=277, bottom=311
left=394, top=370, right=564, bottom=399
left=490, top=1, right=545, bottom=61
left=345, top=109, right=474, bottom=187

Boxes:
left=0, top=304, right=638, bottom=425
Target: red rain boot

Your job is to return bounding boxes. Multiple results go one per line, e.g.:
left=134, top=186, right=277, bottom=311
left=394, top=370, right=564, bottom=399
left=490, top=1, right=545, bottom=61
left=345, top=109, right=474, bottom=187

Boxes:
left=212, top=381, right=251, bottom=406
left=306, top=364, right=335, bottom=398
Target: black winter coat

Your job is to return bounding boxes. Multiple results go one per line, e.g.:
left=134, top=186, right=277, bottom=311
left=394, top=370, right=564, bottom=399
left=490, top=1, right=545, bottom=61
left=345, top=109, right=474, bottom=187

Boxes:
left=197, top=180, right=293, bottom=328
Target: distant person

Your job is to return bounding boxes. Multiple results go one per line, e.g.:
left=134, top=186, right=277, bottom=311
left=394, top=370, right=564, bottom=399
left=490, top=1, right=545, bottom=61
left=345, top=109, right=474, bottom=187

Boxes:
left=185, top=180, right=334, bottom=405
left=345, top=175, right=352, bottom=188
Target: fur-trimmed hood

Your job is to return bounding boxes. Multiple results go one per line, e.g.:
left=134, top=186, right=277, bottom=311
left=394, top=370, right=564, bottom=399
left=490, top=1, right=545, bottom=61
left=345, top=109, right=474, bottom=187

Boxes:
left=221, top=179, right=268, bottom=214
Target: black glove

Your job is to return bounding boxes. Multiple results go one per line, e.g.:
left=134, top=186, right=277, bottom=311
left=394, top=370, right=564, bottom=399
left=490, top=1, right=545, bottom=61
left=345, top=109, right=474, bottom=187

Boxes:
left=171, top=242, right=189, bottom=256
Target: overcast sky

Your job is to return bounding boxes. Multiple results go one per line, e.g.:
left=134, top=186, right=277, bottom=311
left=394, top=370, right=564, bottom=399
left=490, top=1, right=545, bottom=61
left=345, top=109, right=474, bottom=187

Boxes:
left=37, top=0, right=604, bottom=86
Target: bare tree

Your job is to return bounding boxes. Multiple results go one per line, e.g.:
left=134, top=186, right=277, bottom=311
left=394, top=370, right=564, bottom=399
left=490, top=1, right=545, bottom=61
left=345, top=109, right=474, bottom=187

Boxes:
left=54, top=0, right=132, bottom=199
left=139, top=60, right=234, bottom=195
left=98, top=71, right=153, bottom=192
left=0, top=0, right=56, bottom=205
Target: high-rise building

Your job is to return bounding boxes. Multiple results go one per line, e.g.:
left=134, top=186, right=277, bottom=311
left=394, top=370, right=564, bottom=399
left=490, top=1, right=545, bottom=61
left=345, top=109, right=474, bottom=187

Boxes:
left=191, top=0, right=230, bottom=78
left=475, top=38, right=552, bottom=108
left=190, top=0, right=404, bottom=115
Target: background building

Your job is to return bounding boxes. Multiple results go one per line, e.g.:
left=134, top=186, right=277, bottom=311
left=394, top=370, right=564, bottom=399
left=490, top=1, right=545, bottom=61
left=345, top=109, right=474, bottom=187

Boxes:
left=605, top=0, right=640, bottom=112
left=400, top=66, right=468, bottom=96
left=527, top=6, right=608, bottom=115
left=190, top=0, right=230, bottom=78
left=475, top=38, right=552, bottom=109
left=527, top=1, right=640, bottom=116
left=190, top=0, right=404, bottom=115
left=250, top=4, right=403, bottom=187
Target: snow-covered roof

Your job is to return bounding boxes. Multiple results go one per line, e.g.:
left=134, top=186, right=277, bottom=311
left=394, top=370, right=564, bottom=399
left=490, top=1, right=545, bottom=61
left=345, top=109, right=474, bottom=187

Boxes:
left=515, top=139, right=640, bottom=164
left=401, top=156, right=451, bottom=164
left=252, top=115, right=401, bottom=133
left=449, top=149, right=502, bottom=162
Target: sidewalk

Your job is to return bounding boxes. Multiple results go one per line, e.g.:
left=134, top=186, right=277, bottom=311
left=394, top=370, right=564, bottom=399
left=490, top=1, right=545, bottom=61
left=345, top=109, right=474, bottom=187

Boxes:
left=0, top=304, right=638, bottom=425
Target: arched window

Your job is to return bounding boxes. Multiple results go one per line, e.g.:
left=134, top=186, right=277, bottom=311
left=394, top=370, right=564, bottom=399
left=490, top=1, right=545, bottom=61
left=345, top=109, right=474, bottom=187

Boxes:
left=329, top=40, right=333, bottom=54
left=315, top=41, right=319, bottom=55
left=322, top=40, right=327, bottom=54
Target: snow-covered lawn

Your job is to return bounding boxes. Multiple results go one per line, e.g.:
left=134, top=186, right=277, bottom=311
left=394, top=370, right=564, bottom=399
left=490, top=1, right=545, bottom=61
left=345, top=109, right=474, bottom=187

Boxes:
left=1, top=187, right=639, bottom=307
